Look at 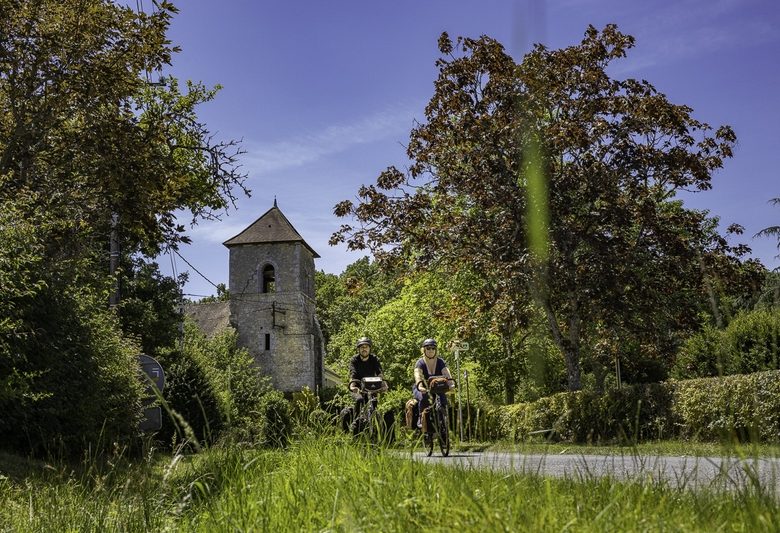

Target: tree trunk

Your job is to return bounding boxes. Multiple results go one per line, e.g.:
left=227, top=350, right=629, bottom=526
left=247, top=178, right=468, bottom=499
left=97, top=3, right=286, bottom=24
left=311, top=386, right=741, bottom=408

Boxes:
left=562, top=345, right=582, bottom=391
left=538, top=297, right=583, bottom=391
left=501, top=333, right=516, bottom=404
left=504, top=373, right=515, bottom=404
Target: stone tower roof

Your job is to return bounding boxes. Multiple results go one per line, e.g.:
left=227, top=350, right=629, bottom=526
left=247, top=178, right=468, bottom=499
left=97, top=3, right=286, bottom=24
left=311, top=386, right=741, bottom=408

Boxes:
left=222, top=201, right=320, bottom=258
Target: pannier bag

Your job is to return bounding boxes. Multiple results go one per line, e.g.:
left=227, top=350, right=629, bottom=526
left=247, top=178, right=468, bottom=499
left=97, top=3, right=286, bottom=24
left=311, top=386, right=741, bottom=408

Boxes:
left=421, top=407, right=431, bottom=433
left=405, top=398, right=418, bottom=429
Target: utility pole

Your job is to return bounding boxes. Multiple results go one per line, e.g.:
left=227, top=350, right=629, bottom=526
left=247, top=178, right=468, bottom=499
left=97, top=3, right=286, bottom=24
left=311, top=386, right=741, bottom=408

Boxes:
left=109, top=213, right=120, bottom=308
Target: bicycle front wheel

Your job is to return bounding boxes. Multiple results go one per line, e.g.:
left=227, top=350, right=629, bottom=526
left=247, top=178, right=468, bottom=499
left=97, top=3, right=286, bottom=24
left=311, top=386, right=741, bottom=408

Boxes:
left=438, top=411, right=450, bottom=457
left=424, top=412, right=434, bottom=456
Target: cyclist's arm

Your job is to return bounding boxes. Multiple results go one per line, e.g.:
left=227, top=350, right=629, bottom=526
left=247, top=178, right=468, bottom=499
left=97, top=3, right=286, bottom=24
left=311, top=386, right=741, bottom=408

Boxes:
left=414, top=367, right=426, bottom=392
left=348, top=357, right=361, bottom=393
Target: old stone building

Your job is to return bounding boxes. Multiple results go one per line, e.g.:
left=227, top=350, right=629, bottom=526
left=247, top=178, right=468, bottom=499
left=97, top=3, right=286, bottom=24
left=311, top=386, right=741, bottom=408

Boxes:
left=188, top=202, right=338, bottom=392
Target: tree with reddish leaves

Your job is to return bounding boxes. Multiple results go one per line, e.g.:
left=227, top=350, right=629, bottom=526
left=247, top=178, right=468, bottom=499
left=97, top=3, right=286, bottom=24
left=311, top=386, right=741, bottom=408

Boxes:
left=332, top=25, right=748, bottom=391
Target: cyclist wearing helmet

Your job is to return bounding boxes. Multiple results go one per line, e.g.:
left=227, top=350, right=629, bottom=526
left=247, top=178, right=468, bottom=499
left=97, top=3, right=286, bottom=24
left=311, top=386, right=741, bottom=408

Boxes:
left=343, top=336, right=388, bottom=432
left=412, top=338, right=455, bottom=428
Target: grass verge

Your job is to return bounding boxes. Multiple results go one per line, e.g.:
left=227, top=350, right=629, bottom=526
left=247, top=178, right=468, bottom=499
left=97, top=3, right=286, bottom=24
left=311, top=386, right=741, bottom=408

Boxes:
left=1, top=437, right=778, bottom=531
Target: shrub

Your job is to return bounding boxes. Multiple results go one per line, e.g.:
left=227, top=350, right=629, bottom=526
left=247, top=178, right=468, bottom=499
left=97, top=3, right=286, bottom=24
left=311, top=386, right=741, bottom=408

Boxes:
left=722, top=310, right=780, bottom=374
left=257, top=391, right=292, bottom=448
left=156, top=319, right=272, bottom=446
left=673, top=309, right=780, bottom=379
left=671, top=325, right=725, bottom=379
left=0, top=288, right=144, bottom=456
left=184, top=321, right=271, bottom=426
left=497, top=370, right=780, bottom=444
left=319, top=386, right=352, bottom=416
left=156, top=347, right=224, bottom=446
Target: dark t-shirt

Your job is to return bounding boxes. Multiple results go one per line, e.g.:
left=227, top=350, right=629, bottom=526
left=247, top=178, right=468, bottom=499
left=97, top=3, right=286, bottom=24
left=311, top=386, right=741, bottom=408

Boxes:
left=349, top=353, right=383, bottom=382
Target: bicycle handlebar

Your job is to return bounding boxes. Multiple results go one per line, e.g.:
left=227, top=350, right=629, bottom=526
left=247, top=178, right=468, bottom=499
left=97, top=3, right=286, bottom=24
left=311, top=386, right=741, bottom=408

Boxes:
left=349, top=378, right=387, bottom=395
left=418, top=376, right=456, bottom=394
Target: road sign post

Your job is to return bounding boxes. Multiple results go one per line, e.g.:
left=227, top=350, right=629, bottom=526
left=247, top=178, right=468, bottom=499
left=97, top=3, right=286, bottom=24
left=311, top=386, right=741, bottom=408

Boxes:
left=449, top=340, right=469, bottom=443
left=464, top=369, right=470, bottom=441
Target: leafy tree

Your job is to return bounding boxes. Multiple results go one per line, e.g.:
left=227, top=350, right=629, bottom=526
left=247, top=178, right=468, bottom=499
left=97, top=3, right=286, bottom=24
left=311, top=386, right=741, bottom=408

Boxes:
left=333, top=25, right=742, bottom=391
left=0, top=195, right=143, bottom=455
left=0, top=0, right=249, bottom=454
left=315, top=257, right=402, bottom=365
left=756, top=196, right=780, bottom=263
left=196, top=283, right=230, bottom=303
left=118, top=256, right=185, bottom=356
left=0, top=0, right=247, bottom=256
left=754, top=271, right=780, bottom=310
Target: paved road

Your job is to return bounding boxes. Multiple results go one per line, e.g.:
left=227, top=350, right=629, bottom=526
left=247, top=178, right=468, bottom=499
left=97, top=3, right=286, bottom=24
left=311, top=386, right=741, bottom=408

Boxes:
left=406, top=451, right=780, bottom=493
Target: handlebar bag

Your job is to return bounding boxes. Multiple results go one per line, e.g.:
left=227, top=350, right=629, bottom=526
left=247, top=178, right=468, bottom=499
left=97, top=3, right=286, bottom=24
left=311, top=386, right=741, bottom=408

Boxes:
left=362, top=376, right=384, bottom=391
left=428, top=376, right=450, bottom=394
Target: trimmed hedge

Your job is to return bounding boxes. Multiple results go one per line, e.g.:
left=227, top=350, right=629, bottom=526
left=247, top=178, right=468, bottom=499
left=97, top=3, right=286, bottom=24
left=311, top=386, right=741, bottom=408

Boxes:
left=496, top=370, right=780, bottom=444
left=674, top=371, right=780, bottom=442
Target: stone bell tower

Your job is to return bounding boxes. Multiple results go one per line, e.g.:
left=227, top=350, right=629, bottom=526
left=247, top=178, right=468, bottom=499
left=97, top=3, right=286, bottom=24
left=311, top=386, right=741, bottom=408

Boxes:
left=223, top=201, right=324, bottom=391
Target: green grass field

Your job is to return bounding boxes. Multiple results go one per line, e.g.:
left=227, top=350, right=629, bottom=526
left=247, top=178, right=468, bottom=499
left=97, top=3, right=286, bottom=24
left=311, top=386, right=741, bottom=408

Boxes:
left=1, top=438, right=779, bottom=532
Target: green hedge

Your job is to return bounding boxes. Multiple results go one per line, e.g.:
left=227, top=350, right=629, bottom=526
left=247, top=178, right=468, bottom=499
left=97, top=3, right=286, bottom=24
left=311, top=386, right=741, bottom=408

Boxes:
left=496, top=370, right=780, bottom=444
left=673, top=371, right=780, bottom=442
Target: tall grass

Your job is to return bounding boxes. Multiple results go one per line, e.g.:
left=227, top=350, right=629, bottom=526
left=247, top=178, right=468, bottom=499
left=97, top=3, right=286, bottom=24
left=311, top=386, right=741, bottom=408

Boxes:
left=192, top=437, right=780, bottom=532
left=1, top=438, right=779, bottom=531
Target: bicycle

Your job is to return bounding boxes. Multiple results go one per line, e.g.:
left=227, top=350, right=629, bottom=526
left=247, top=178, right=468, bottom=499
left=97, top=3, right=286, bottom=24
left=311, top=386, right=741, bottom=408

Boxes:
left=420, top=375, right=455, bottom=457
left=349, top=376, right=385, bottom=442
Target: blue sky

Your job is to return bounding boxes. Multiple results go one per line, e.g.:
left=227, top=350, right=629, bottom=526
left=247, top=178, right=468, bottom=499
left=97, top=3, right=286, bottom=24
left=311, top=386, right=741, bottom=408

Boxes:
left=157, top=0, right=779, bottom=298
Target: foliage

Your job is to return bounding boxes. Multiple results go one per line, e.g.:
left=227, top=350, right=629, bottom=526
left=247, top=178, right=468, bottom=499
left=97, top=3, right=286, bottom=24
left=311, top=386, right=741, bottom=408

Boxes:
left=156, top=345, right=223, bottom=446
left=497, top=370, right=780, bottom=444
left=315, top=257, right=402, bottom=364
left=0, top=195, right=144, bottom=456
left=497, top=385, right=673, bottom=444
left=672, top=309, right=780, bottom=379
left=289, top=387, right=337, bottom=438
left=753, top=270, right=780, bottom=310
left=156, top=319, right=272, bottom=446
left=118, top=256, right=185, bottom=356
left=0, top=0, right=250, bottom=455
left=0, top=0, right=248, bottom=255
left=332, top=25, right=748, bottom=392
left=672, top=371, right=780, bottom=442
left=256, top=391, right=292, bottom=448
left=755, top=196, right=780, bottom=261
left=316, top=259, right=568, bottom=403
left=195, top=283, right=230, bottom=303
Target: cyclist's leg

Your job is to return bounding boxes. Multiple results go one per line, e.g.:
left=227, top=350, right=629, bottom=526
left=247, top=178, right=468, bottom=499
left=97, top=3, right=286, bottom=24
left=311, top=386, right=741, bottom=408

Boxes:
left=350, top=394, right=368, bottom=433
left=413, top=387, right=428, bottom=429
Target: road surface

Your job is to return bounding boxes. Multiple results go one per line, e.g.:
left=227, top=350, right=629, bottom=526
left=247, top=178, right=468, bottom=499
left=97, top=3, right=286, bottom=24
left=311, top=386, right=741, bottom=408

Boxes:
left=406, top=450, right=780, bottom=493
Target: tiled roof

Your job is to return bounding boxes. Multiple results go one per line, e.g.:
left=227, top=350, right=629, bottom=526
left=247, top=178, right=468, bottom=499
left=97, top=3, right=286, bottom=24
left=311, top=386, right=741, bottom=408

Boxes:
left=183, top=301, right=231, bottom=338
left=222, top=204, right=320, bottom=258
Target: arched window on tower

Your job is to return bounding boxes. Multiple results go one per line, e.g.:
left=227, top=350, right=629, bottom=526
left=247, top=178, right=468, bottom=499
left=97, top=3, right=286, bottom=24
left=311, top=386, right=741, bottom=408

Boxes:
left=262, top=264, right=275, bottom=293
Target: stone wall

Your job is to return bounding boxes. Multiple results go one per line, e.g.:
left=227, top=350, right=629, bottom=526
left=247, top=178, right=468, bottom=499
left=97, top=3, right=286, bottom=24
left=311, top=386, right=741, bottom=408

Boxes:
left=227, top=241, right=321, bottom=392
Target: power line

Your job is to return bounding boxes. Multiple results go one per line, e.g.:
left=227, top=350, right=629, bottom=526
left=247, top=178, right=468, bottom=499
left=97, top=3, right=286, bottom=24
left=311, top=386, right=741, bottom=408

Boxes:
left=168, top=249, right=178, bottom=281
left=174, top=250, right=220, bottom=290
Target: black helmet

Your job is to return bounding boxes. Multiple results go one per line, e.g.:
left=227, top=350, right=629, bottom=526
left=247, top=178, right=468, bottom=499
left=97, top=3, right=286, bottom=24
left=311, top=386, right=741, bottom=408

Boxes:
left=421, top=338, right=437, bottom=348
left=356, top=336, right=372, bottom=348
